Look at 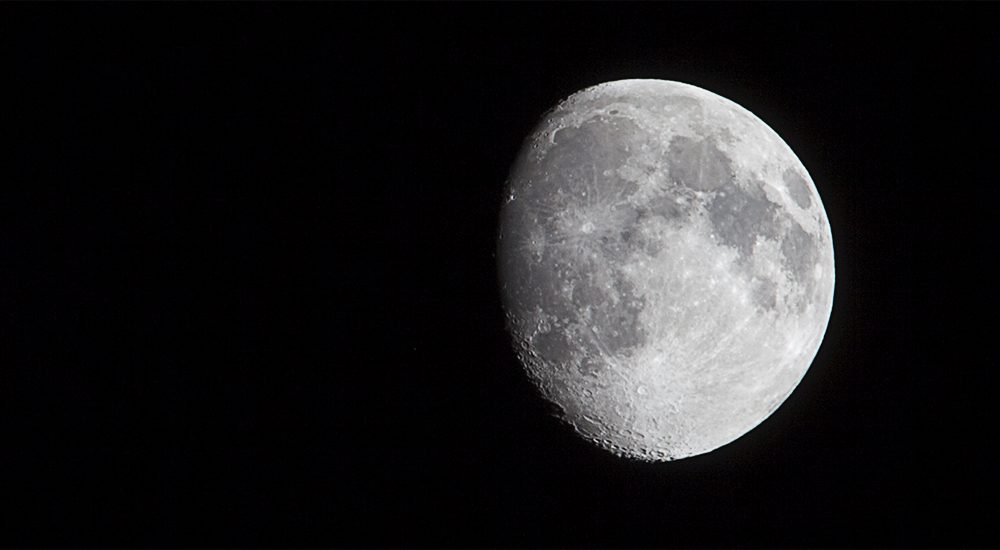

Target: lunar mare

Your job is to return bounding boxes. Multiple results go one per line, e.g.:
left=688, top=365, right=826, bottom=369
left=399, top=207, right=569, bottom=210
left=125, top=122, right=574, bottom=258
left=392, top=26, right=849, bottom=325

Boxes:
left=497, top=80, right=834, bottom=461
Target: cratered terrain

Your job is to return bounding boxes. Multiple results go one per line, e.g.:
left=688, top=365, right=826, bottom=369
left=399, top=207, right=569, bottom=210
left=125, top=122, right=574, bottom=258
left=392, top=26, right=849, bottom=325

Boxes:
left=497, top=79, right=835, bottom=461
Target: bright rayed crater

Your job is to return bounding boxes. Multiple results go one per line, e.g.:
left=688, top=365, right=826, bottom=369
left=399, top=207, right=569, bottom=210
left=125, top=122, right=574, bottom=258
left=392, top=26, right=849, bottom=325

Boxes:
left=497, top=79, right=834, bottom=461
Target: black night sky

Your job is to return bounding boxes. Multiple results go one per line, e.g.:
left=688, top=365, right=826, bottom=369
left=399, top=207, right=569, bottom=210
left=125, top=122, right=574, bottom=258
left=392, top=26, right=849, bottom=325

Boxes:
left=1, top=4, right=997, bottom=548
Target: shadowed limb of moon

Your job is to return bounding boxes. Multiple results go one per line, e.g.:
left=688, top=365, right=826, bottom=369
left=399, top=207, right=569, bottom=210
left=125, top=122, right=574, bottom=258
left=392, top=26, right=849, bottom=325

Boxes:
left=497, top=79, right=834, bottom=461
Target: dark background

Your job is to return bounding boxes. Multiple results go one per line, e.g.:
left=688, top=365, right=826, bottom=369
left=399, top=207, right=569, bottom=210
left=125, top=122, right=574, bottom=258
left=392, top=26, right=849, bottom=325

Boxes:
left=0, top=4, right=996, bottom=548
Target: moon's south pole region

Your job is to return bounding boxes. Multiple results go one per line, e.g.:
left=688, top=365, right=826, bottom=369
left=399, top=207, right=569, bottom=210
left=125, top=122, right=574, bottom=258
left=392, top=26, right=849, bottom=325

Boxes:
left=497, top=80, right=835, bottom=461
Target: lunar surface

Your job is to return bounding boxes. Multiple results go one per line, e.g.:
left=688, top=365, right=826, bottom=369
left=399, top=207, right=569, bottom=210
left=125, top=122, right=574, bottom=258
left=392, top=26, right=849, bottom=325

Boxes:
left=497, top=79, right=834, bottom=461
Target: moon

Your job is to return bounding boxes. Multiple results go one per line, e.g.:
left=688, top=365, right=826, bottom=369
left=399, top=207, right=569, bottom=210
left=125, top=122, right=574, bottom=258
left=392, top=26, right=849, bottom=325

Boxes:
left=496, top=79, right=835, bottom=461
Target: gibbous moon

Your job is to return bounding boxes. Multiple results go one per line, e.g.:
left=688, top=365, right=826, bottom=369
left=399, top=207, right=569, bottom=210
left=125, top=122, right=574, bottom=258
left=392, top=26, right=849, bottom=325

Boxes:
left=497, top=79, right=834, bottom=461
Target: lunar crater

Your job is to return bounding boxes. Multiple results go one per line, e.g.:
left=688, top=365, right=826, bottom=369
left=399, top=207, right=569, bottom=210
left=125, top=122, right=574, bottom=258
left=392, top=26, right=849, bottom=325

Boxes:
left=782, top=168, right=813, bottom=209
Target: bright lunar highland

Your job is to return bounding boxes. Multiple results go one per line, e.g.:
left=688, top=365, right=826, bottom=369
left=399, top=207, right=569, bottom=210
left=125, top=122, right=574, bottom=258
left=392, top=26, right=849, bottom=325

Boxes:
left=497, top=79, right=835, bottom=461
